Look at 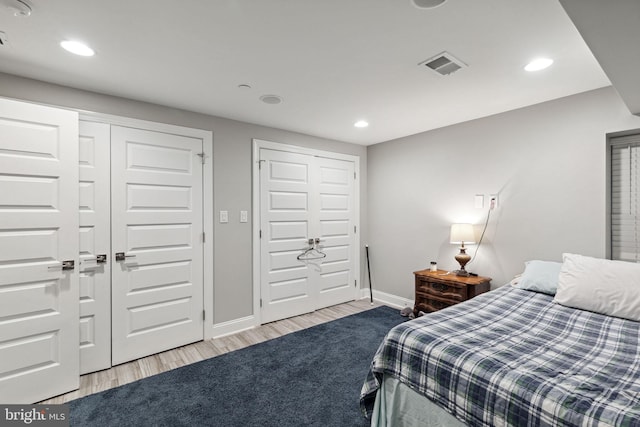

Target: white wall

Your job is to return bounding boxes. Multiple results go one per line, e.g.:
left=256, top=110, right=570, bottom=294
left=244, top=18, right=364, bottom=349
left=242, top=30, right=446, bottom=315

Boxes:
left=367, top=86, right=640, bottom=299
left=0, top=72, right=367, bottom=324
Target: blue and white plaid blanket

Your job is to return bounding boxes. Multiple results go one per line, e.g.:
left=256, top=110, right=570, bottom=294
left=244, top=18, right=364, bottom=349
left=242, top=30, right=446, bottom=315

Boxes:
left=360, top=285, right=640, bottom=426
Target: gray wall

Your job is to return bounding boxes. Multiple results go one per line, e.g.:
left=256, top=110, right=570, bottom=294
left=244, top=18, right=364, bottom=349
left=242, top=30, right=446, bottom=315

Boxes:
left=367, top=86, right=640, bottom=300
left=0, top=72, right=367, bottom=324
left=6, top=71, right=638, bottom=316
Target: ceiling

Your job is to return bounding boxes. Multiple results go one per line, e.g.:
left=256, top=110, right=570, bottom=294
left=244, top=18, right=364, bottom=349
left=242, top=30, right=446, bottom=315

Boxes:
left=558, top=0, right=640, bottom=116
left=0, top=0, right=612, bottom=145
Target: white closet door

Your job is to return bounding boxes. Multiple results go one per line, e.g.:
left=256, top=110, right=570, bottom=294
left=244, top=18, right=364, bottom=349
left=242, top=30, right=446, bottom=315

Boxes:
left=259, top=148, right=357, bottom=323
left=316, top=157, right=357, bottom=308
left=78, top=121, right=111, bottom=374
left=260, top=149, right=317, bottom=323
left=0, top=98, right=79, bottom=403
left=111, top=126, right=204, bottom=365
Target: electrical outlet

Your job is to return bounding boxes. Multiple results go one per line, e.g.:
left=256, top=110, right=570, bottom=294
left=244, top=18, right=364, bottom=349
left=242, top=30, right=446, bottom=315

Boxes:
left=489, top=194, right=498, bottom=209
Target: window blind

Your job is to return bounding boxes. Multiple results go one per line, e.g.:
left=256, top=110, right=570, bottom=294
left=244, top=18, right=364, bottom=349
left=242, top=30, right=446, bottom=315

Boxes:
left=610, top=134, right=640, bottom=262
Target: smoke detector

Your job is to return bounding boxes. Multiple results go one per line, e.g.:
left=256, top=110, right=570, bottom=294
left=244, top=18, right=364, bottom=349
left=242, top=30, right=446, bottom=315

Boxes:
left=411, top=0, right=447, bottom=9
left=1, top=0, right=32, bottom=17
left=419, top=52, right=467, bottom=76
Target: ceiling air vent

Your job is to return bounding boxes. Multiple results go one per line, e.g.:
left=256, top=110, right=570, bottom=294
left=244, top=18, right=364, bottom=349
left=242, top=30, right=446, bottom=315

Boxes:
left=419, top=52, right=466, bottom=76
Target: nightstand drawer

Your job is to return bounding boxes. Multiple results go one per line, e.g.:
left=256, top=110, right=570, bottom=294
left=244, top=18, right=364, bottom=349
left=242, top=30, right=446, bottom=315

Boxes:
left=414, top=294, right=457, bottom=313
left=416, top=277, right=466, bottom=301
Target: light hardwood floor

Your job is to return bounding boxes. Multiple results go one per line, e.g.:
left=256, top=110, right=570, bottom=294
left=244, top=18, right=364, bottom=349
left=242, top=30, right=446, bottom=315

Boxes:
left=40, top=299, right=383, bottom=404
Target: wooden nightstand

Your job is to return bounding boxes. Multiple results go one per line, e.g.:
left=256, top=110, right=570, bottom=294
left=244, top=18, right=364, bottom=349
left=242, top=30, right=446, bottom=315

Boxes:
left=413, top=269, right=491, bottom=315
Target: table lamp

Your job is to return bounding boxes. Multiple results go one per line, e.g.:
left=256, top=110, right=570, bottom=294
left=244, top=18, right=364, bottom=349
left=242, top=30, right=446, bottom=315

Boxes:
left=450, top=223, right=476, bottom=276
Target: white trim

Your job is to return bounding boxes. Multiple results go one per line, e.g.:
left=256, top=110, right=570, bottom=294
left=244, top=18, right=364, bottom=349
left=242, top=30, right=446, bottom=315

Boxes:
left=212, top=315, right=257, bottom=339
left=202, top=132, right=214, bottom=340
left=79, top=111, right=215, bottom=340
left=360, top=288, right=414, bottom=310
left=252, top=139, right=361, bottom=325
left=79, top=111, right=210, bottom=138
left=252, top=141, right=262, bottom=324
left=253, top=139, right=360, bottom=162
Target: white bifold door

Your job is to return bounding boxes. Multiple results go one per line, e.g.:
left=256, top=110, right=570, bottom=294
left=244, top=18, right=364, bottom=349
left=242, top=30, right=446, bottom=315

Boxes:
left=0, top=98, right=80, bottom=403
left=110, top=126, right=204, bottom=365
left=79, top=123, right=205, bottom=368
left=78, top=121, right=111, bottom=375
left=259, top=148, right=357, bottom=324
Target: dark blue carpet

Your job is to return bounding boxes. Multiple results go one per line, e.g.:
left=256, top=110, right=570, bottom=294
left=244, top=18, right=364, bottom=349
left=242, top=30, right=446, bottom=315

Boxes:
left=69, top=305, right=404, bottom=426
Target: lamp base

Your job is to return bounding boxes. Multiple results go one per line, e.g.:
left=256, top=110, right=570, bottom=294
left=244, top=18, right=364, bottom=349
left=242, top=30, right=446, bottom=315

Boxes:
left=453, top=269, right=469, bottom=277
left=454, top=246, right=471, bottom=277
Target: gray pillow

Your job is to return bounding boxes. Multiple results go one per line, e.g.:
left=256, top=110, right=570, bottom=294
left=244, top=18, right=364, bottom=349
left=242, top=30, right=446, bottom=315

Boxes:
left=513, top=260, right=562, bottom=295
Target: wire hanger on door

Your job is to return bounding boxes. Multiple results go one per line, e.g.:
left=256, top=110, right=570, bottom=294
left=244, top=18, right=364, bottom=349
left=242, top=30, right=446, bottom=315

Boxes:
left=297, top=238, right=327, bottom=261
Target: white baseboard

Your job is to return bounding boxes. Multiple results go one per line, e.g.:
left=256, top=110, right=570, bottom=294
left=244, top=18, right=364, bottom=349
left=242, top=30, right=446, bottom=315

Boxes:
left=212, top=290, right=412, bottom=339
left=359, top=288, right=414, bottom=310
left=212, top=315, right=257, bottom=339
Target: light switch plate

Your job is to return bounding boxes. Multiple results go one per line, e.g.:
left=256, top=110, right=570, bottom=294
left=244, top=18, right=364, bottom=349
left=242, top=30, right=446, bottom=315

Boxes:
left=240, top=210, right=248, bottom=223
left=220, top=210, right=228, bottom=223
left=474, top=194, right=484, bottom=209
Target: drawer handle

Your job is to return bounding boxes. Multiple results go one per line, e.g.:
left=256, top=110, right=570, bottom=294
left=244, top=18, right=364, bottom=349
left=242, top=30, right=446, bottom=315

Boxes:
left=433, top=300, right=447, bottom=309
left=432, top=283, right=448, bottom=292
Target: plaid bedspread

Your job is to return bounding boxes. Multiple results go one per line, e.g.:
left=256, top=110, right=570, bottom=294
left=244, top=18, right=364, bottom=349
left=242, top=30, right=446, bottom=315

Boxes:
left=360, top=285, right=640, bottom=426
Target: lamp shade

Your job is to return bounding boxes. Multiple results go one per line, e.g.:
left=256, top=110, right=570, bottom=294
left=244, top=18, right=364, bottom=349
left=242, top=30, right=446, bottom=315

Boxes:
left=450, top=223, right=476, bottom=245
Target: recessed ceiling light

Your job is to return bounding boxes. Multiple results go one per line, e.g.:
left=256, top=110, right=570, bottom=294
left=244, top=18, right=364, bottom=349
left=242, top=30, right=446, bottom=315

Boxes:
left=259, top=94, right=283, bottom=105
left=354, top=120, right=369, bottom=128
left=60, top=40, right=95, bottom=57
left=411, top=0, right=447, bottom=9
left=2, top=0, right=32, bottom=17
left=525, top=58, right=553, bottom=72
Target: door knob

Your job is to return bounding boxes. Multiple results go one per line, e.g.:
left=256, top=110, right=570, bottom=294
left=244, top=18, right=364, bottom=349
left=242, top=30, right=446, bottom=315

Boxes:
left=47, top=260, right=75, bottom=271
left=84, top=254, right=107, bottom=264
left=115, top=252, right=136, bottom=261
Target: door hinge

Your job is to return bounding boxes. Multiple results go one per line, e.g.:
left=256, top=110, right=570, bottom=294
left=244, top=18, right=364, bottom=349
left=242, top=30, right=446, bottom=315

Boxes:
left=197, top=152, right=206, bottom=164
left=260, top=299, right=263, bottom=308
left=203, top=310, right=206, bottom=321
left=355, top=279, right=357, bottom=288
left=202, top=231, right=206, bottom=242
left=354, top=225, right=357, bottom=233
left=258, top=159, right=265, bottom=169
left=259, top=229, right=262, bottom=238
left=354, top=171, right=356, bottom=179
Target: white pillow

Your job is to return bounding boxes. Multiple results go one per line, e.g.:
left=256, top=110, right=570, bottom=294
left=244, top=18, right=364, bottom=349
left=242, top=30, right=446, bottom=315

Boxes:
left=554, top=253, right=640, bottom=321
